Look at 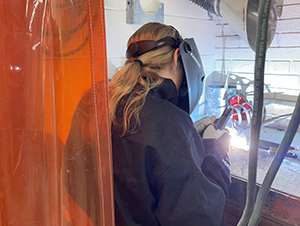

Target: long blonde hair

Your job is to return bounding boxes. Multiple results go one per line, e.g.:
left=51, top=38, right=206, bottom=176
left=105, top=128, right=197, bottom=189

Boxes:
left=109, top=22, right=182, bottom=136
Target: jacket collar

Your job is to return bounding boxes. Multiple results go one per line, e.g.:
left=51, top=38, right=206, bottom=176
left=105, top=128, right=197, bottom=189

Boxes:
left=150, top=78, right=178, bottom=105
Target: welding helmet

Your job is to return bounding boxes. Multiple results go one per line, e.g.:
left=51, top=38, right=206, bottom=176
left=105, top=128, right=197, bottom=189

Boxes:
left=126, top=32, right=205, bottom=115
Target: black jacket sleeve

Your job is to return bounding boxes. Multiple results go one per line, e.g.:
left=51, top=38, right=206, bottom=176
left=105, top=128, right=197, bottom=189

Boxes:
left=202, top=133, right=231, bottom=197
left=146, top=113, right=230, bottom=226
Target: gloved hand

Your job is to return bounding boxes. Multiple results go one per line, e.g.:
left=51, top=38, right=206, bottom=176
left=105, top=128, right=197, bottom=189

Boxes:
left=203, top=124, right=229, bottom=142
left=203, top=124, right=230, bottom=162
left=201, top=124, right=231, bottom=195
left=194, top=115, right=216, bottom=134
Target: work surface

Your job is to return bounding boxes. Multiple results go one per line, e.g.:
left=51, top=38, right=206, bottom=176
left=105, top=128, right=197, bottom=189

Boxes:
left=229, top=127, right=300, bottom=198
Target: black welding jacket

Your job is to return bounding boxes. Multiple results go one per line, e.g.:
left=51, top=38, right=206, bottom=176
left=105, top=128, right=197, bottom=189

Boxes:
left=112, top=78, right=230, bottom=226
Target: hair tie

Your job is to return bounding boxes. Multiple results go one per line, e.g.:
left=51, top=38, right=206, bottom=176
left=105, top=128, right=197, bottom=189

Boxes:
left=134, top=59, right=145, bottom=68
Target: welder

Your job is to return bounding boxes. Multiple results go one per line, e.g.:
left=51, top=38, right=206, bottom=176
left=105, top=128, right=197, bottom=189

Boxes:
left=109, top=22, right=231, bottom=226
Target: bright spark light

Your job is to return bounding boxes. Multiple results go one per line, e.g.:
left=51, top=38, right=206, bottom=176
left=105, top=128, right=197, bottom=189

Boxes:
left=228, top=128, right=249, bottom=151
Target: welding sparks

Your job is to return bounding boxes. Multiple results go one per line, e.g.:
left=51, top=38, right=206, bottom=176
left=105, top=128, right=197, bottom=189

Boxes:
left=228, top=128, right=249, bottom=151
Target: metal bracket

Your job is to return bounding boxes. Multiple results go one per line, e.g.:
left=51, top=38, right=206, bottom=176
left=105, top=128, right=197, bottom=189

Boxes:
left=126, top=0, right=164, bottom=24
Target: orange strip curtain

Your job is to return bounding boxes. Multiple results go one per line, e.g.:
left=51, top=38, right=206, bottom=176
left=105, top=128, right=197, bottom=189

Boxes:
left=0, top=0, right=114, bottom=225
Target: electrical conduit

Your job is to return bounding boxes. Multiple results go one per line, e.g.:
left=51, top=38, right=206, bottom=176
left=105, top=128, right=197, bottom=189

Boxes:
left=237, top=0, right=272, bottom=225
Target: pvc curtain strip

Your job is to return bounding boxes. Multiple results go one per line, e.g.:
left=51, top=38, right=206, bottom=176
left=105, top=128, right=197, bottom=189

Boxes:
left=0, top=0, right=114, bottom=225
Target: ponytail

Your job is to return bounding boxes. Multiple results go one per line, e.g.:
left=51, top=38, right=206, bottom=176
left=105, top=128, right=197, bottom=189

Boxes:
left=109, top=59, right=163, bottom=136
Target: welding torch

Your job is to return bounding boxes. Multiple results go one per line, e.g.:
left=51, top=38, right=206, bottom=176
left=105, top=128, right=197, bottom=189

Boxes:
left=214, top=108, right=233, bottom=130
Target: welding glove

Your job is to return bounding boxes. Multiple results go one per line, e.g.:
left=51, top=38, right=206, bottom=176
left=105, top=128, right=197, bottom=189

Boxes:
left=194, top=115, right=216, bottom=134
left=201, top=124, right=231, bottom=196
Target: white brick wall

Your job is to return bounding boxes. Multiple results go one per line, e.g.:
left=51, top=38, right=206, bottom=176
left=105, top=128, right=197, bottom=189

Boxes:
left=213, top=0, right=300, bottom=94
